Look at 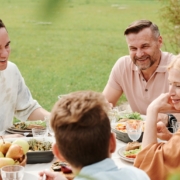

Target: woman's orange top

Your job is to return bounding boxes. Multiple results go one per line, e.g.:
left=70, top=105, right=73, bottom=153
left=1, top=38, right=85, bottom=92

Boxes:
left=134, top=130, right=180, bottom=180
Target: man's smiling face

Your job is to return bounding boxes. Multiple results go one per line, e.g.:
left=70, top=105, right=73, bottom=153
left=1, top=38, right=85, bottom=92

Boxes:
left=126, top=28, right=162, bottom=71
left=0, top=27, right=10, bottom=71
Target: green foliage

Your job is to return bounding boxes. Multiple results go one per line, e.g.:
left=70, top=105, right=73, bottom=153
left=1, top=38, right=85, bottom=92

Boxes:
left=119, top=112, right=142, bottom=120
left=159, top=0, right=180, bottom=54
left=0, top=0, right=162, bottom=111
left=167, top=169, right=180, bottom=180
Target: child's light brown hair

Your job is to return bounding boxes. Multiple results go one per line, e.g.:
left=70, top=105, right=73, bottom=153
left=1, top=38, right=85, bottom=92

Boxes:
left=51, top=90, right=111, bottom=168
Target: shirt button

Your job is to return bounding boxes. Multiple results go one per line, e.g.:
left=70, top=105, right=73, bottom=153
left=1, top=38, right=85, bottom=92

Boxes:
left=145, top=89, right=148, bottom=91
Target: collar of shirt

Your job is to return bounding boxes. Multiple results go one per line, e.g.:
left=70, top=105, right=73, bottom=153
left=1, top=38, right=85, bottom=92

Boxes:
left=75, top=158, right=118, bottom=179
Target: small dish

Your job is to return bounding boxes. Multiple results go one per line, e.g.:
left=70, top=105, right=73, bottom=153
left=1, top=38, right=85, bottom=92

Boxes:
left=118, top=146, right=134, bottom=163
left=5, top=128, right=32, bottom=137
left=51, top=161, right=74, bottom=180
left=9, top=127, right=32, bottom=132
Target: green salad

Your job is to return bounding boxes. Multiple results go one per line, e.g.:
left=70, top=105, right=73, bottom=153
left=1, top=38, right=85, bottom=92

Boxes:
left=13, top=120, right=46, bottom=130
left=124, top=147, right=141, bottom=156
left=118, top=112, right=143, bottom=121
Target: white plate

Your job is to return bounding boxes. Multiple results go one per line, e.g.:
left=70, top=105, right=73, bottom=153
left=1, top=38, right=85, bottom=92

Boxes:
left=9, top=127, right=32, bottom=132
left=5, top=128, right=32, bottom=137
left=118, top=146, right=135, bottom=163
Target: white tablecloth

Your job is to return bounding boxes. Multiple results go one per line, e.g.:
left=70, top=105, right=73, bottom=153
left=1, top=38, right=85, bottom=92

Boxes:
left=24, top=139, right=132, bottom=179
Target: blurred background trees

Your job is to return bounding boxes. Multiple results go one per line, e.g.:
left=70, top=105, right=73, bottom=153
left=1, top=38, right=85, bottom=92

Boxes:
left=159, top=0, right=180, bottom=54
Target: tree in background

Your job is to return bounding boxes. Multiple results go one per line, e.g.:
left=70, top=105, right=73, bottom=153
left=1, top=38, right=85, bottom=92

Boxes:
left=159, top=0, right=180, bottom=54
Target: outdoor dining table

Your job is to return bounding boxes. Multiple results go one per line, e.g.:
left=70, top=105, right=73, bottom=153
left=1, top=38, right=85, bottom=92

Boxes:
left=23, top=139, right=133, bottom=179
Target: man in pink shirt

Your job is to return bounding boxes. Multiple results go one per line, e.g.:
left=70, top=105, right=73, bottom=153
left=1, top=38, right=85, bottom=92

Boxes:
left=103, top=20, right=175, bottom=123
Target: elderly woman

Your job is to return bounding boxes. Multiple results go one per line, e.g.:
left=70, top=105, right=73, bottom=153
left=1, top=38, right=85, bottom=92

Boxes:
left=134, top=54, right=180, bottom=180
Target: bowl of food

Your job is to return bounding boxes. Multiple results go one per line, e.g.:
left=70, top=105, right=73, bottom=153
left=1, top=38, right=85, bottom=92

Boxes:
left=0, top=136, right=29, bottom=167
left=0, top=136, right=28, bottom=180
left=111, top=116, right=145, bottom=143
left=27, top=137, right=54, bottom=164
left=2, top=137, right=55, bottom=164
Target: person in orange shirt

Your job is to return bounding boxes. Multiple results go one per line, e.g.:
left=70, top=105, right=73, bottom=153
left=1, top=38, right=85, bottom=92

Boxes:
left=134, top=54, right=180, bottom=180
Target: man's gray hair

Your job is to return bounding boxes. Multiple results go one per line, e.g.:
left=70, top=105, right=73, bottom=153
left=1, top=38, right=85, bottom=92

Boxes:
left=124, top=20, right=160, bottom=39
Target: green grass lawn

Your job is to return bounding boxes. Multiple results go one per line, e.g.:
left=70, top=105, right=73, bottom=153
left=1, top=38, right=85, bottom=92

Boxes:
left=0, top=0, right=167, bottom=111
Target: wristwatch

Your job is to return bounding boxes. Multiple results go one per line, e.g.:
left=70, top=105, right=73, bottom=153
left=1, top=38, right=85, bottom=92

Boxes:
left=167, top=114, right=177, bottom=133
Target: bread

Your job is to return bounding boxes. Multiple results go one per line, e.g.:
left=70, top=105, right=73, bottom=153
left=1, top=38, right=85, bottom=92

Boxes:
left=125, top=141, right=141, bottom=151
left=27, top=124, right=45, bottom=129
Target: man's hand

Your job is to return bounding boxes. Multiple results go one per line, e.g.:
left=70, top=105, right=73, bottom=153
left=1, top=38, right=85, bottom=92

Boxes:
left=157, top=121, right=172, bottom=141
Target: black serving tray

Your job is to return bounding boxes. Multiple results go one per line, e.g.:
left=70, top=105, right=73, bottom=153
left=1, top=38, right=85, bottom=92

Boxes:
left=27, top=150, right=54, bottom=164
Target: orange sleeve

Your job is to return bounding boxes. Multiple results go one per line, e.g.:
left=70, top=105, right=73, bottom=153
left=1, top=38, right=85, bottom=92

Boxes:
left=134, top=130, right=180, bottom=180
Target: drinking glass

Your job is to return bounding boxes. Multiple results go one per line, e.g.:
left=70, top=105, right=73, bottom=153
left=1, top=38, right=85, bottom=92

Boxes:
left=1, top=165, right=24, bottom=180
left=108, top=107, right=119, bottom=123
left=32, top=128, right=48, bottom=138
left=44, top=116, right=54, bottom=136
left=126, top=120, right=142, bottom=142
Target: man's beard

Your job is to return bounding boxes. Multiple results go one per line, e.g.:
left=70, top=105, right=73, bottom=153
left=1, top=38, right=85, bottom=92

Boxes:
left=133, top=55, right=156, bottom=70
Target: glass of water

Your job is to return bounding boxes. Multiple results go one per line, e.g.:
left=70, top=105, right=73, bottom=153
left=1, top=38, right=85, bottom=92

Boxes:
left=32, top=128, right=48, bottom=138
left=126, top=120, right=142, bottom=142
left=108, top=107, right=119, bottom=123
left=1, top=165, right=24, bottom=180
